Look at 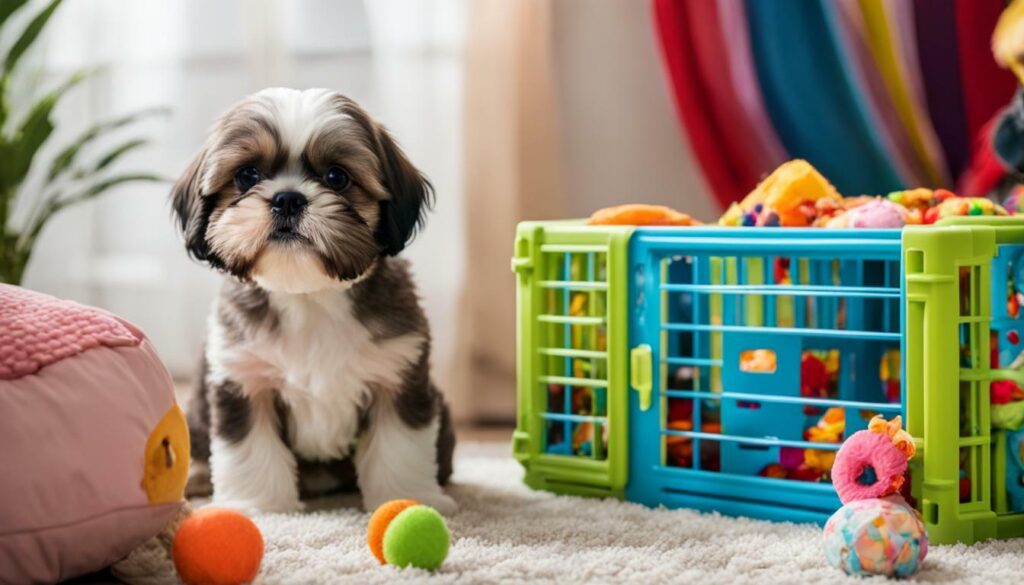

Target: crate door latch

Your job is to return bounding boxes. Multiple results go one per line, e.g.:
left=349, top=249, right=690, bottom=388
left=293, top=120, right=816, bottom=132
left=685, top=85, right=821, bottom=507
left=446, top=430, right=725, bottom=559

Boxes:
left=630, top=344, right=653, bottom=412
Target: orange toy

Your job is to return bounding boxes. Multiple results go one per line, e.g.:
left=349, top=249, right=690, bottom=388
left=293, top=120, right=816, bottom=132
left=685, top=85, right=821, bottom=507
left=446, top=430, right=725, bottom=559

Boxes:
left=740, top=349, right=777, bottom=372
left=367, top=499, right=419, bottom=563
left=804, top=407, right=847, bottom=473
left=587, top=204, right=701, bottom=226
left=666, top=419, right=722, bottom=467
left=868, top=414, right=916, bottom=460
left=172, top=508, right=264, bottom=585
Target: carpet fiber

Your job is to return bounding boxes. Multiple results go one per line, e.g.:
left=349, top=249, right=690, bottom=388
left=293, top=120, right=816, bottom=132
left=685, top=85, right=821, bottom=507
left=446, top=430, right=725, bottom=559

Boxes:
left=207, top=445, right=1024, bottom=583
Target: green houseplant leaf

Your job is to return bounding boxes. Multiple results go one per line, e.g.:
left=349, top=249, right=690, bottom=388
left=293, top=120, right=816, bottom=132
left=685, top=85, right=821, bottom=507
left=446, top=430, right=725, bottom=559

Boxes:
left=0, top=0, right=32, bottom=30
left=91, top=138, right=150, bottom=173
left=48, top=107, right=169, bottom=181
left=0, top=0, right=168, bottom=284
left=0, top=68, right=89, bottom=190
left=3, top=0, right=62, bottom=76
left=16, top=171, right=165, bottom=269
left=0, top=0, right=61, bottom=131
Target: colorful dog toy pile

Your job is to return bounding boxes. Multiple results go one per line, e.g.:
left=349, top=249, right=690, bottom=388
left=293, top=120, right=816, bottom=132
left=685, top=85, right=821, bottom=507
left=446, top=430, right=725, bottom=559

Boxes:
left=586, top=158, right=1012, bottom=234
left=717, top=159, right=1009, bottom=229
left=823, top=416, right=926, bottom=578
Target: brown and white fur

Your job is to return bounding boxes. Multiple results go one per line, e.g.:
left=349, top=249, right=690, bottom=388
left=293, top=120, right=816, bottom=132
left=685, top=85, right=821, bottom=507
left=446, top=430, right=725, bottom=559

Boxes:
left=173, top=88, right=455, bottom=514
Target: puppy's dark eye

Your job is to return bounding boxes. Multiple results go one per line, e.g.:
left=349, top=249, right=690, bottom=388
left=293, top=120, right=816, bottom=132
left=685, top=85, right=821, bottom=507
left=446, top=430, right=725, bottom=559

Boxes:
left=324, top=166, right=352, bottom=191
left=234, top=166, right=262, bottom=192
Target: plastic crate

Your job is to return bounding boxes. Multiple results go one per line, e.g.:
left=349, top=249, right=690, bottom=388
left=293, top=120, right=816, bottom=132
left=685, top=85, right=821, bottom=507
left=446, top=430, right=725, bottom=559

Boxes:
left=512, top=219, right=1024, bottom=544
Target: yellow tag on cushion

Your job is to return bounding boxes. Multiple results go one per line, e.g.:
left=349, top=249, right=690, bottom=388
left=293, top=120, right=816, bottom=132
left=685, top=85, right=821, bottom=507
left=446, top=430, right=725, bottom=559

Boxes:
left=142, top=402, right=190, bottom=504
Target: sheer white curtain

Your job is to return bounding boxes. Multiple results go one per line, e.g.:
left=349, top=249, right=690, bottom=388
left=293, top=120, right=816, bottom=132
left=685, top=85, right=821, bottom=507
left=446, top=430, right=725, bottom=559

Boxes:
left=18, top=0, right=467, bottom=386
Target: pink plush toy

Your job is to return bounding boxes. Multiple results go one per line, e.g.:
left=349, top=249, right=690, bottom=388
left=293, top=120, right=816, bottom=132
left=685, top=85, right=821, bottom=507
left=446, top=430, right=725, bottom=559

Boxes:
left=823, top=416, right=927, bottom=578
left=831, top=417, right=913, bottom=503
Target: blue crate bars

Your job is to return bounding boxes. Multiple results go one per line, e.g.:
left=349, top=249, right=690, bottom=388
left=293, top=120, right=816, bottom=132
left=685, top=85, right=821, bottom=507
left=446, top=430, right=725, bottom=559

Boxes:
left=627, top=227, right=905, bottom=523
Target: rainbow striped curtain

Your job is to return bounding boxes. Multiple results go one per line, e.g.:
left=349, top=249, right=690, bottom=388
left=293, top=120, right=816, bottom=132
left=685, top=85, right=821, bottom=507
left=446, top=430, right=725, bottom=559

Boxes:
left=654, top=0, right=1017, bottom=209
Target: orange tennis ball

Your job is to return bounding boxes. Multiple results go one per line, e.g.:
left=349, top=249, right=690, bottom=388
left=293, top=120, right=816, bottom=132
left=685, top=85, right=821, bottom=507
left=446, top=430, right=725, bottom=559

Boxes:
left=172, top=508, right=264, bottom=585
left=367, top=499, right=419, bottom=564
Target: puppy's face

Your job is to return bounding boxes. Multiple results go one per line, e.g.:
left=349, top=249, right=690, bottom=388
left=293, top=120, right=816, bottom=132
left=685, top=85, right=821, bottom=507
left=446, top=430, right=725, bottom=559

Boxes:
left=172, top=88, right=432, bottom=293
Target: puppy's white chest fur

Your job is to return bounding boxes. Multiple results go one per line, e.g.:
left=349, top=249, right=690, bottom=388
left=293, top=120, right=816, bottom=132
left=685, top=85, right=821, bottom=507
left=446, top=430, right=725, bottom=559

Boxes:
left=211, top=289, right=424, bottom=461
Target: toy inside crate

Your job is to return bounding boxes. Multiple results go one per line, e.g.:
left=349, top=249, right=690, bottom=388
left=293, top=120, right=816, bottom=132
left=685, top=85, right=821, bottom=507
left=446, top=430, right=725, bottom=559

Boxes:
left=628, top=228, right=904, bottom=522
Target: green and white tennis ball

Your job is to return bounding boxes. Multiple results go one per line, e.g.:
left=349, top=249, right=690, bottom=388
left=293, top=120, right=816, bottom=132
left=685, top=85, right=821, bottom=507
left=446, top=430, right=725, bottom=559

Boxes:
left=381, top=505, right=451, bottom=571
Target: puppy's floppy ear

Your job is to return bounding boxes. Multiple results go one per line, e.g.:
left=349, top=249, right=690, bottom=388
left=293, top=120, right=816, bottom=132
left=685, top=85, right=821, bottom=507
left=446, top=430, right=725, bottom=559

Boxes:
left=170, top=149, right=216, bottom=262
left=372, top=127, right=434, bottom=256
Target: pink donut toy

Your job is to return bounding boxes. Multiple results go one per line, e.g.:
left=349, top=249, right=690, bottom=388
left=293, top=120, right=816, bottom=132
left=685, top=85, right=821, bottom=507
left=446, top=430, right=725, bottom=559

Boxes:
left=831, top=425, right=909, bottom=504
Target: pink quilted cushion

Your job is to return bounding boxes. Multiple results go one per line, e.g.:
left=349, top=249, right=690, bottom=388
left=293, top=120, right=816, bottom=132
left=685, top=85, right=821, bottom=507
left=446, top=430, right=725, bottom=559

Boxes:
left=0, top=284, right=181, bottom=584
left=0, top=284, right=139, bottom=380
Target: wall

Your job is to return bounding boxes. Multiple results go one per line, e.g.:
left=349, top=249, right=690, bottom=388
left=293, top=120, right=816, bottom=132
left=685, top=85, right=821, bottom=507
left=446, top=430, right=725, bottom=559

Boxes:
left=553, top=0, right=717, bottom=220
left=458, top=0, right=716, bottom=423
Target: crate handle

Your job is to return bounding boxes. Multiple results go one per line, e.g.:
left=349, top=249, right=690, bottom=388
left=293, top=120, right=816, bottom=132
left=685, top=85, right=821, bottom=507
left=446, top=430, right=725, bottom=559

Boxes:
left=630, top=344, right=653, bottom=412
left=511, top=257, right=532, bottom=273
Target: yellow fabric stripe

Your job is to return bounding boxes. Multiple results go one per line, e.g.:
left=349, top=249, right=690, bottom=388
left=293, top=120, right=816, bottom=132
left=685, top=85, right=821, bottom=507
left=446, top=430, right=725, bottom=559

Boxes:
left=859, top=0, right=948, bottom=187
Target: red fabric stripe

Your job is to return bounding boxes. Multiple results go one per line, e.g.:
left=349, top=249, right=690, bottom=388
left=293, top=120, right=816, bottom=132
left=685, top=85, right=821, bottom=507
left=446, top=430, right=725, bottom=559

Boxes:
left=955, top=0, right=1017, bottom=153
left=685, top=0, right=765, bottom=195
left=958, top=116, right=1007, bottom=196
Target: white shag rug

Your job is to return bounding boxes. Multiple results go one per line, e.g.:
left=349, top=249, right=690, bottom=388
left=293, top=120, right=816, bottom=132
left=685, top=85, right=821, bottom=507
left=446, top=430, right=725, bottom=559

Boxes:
left=210, top=444, right=1023, bottom=584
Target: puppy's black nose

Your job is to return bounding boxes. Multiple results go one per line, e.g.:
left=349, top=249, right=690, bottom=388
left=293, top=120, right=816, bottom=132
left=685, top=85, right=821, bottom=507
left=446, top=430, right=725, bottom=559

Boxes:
left=271, top=191, right=307, bottom=217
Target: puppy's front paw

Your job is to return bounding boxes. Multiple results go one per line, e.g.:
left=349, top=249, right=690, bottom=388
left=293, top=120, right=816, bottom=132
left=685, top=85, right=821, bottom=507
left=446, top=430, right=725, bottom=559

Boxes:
left=417, top=491, right=458, bottom=515
left=185, top=461, right=212, bottom=498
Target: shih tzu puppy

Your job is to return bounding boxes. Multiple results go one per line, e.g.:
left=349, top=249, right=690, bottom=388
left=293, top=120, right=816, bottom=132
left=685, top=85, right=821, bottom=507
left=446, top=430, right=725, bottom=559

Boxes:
left=172, top=88, right=455, bottom=514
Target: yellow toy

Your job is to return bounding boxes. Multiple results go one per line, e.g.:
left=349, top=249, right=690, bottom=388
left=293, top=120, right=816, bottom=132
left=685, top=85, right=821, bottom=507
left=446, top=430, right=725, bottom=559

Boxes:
left=720, top=159, right=842, bottom=227
left=804, top=407, right=846, bottom=473
left=994, top=0, right=1024, bottom=85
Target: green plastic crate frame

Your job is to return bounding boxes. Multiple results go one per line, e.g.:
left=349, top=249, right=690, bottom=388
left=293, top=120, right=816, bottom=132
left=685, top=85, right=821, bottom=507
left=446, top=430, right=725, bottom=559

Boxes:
left=512, top=221, right=632, bottom=498
left=904, top=216, right=1024, bottom=544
